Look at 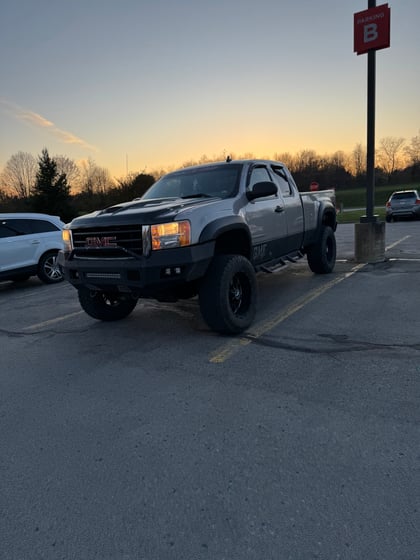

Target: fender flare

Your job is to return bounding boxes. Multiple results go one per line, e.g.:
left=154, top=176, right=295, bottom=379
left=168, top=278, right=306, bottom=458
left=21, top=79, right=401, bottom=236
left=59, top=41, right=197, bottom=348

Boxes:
left=199, top=216, right=252, bottom=247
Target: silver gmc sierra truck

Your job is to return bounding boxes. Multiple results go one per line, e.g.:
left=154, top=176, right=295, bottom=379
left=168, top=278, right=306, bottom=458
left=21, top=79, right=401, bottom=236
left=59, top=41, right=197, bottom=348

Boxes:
left=58, top=159, right=337, bottom=334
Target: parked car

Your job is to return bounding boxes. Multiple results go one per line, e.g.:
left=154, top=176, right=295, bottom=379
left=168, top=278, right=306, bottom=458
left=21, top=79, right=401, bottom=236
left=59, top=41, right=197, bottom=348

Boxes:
left=0, top=213, right=65, bottom=284
left=385, top=190, right=420, bottom=222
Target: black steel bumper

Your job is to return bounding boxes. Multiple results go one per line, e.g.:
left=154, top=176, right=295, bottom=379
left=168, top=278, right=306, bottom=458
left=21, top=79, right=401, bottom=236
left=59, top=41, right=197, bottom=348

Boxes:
left=57, top=242, right=215, bottom=294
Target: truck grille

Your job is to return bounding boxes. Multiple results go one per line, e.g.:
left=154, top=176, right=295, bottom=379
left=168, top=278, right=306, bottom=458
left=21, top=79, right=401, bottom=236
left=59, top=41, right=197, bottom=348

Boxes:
left=72, top=225, right=143, bottom=258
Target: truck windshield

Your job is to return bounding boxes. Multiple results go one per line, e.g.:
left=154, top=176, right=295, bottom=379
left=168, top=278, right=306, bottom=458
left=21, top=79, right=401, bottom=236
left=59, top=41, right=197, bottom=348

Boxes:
left=142, top=165, right=242, bottom=200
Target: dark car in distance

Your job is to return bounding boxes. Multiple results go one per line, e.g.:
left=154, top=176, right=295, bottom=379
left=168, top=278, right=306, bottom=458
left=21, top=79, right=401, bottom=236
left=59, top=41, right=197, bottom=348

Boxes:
left=385, top=190, right=420, bottom=222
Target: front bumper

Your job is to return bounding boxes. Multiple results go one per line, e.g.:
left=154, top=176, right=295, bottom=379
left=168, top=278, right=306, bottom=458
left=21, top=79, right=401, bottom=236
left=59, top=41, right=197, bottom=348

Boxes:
left=57, top=242, right=215, bottom=295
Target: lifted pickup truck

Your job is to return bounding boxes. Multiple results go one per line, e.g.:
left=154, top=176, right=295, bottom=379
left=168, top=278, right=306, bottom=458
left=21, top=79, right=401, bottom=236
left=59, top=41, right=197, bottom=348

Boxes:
left=58, top=159, right=337, bottom=334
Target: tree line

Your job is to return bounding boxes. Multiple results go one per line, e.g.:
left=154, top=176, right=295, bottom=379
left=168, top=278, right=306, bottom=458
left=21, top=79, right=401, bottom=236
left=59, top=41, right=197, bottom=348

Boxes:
left=0, top=149, right=156, bottom=222
left=1, top=131, right=419, bottom=221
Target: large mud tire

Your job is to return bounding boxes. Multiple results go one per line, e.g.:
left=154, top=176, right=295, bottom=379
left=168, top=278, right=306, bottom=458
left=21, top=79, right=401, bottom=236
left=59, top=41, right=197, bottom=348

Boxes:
left=306, top=225, right=336, bottom=274
left=78, top=289, right=137, bottom=321
left=199, top=254, right=257, bottom=334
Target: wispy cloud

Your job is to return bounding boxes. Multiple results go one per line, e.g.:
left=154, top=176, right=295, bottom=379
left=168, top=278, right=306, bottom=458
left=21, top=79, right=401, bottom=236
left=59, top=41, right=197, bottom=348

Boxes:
left=0, top=97, right=98, bottom=152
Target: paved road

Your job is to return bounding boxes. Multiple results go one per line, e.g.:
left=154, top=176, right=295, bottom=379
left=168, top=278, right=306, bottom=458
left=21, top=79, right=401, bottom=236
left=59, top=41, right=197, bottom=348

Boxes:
left=1, top=222, right=419, bottom=560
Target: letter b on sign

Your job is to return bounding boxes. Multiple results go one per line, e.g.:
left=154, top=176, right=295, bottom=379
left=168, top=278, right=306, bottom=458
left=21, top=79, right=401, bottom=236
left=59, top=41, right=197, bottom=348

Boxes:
left=364, top=24, right=378, bottom=43
left=354, top=4, right=390, bottom=55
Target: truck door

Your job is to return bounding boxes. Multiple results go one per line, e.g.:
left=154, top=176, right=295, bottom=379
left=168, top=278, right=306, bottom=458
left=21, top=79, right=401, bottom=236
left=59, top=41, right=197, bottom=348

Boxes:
left=269, top=165, right=305, bottom=253
left=244, top=165, right=288, bottom=264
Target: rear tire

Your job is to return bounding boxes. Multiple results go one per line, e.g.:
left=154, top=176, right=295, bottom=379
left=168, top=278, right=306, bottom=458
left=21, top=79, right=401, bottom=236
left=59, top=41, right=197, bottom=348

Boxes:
left=306, top=225, right=336, bottom=274
left=199, top=254, right=257, bottom=334
left=37, top=251, right=63, bottom=284
left=78, top=288, right=138, bottom=321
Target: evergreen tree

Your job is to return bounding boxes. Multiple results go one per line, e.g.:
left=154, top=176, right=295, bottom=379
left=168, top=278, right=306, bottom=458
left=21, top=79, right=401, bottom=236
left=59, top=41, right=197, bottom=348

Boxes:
left=32, top=148, right=73, bottom=221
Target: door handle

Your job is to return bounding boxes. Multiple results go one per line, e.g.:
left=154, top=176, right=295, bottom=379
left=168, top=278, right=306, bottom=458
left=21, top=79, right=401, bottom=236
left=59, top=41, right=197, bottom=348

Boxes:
left=31, top=240, right=41, bottom=244
left=275, top=205, right=284, bottom=213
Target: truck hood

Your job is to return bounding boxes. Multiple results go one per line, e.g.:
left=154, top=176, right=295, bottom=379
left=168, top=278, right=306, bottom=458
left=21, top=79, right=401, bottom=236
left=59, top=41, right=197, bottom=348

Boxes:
left=69, top=196, right=223, bottom=228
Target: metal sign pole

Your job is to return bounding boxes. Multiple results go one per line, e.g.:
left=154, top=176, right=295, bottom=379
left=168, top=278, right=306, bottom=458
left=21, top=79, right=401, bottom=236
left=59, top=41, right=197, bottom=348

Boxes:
left=353, top=0, right=390, bottom=261
left=362, top=0, right=377, bottom=223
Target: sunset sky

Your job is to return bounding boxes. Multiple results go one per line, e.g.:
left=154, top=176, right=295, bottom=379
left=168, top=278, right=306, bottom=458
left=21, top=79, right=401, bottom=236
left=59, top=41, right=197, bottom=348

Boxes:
left=1, top=0, right=419, bottom=179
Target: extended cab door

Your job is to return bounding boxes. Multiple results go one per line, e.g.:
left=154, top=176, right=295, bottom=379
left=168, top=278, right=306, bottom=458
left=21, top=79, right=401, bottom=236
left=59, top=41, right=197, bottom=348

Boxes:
left=244, top=164, right=288, bottom=264
left=269, top=165, right=304, bottom=253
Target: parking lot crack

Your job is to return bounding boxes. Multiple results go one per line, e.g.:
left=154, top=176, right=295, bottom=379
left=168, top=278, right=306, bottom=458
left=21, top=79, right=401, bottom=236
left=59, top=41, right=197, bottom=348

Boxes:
left=242, top=332, right=420, bottom=356
left=0, top=327, right=90, bottom=338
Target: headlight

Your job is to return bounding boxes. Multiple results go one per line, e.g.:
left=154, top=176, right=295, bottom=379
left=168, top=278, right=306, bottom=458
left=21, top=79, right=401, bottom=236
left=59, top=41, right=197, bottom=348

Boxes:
left=150, top=220, right=191, bottom=250
left=62, top=229, right=73, bottom=251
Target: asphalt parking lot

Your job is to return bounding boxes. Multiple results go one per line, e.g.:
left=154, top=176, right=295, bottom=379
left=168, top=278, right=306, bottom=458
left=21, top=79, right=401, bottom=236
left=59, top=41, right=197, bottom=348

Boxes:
left=1, top=222, right=420, bottom=560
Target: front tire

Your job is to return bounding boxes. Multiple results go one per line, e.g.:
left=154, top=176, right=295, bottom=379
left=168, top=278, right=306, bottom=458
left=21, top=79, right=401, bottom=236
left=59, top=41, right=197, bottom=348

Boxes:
left=306, top=225, right=336, bottom=274
left=199, top=254, right=257, bottom=334
left=78, top=289, right=138, bottom=321
left=37, top=251, right=64, bottom=284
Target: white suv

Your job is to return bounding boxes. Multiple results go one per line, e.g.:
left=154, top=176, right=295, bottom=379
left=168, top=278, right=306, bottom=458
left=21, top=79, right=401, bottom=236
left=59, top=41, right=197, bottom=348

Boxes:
left=0, top=213, right=65, bottom=284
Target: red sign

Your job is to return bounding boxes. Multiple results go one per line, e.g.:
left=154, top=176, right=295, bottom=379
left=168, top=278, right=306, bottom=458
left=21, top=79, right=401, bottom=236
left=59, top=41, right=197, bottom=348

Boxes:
left=354, top=3, right=391, bottom=55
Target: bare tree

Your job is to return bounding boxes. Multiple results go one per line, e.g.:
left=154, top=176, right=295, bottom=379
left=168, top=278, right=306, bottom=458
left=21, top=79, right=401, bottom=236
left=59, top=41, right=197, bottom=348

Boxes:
left=377, top=136, right=406, bottom=181
left=198, top=154, right=211, bottom=164
left=79, top=158, right=114, bottom=194
left=54, top=155, right=81, bottom=191
left=180, top=151, right=229, bottom=169
left=149, top=167, right=169, bottom=180
left=329, top=150, right=348, bottom=169
left=79, top=158, right=96, bottom=194
left=350, top=143, right=366, bottom=176
left=294, top=149, right=319, bottom=172
left=180, top=158, right=199, bottom=169
left=404, top=130, right=420, bottom=166
left=273, top=152, right=295, bottom=170
left=93, top=166, right=114, bottom=194
left=238, top=152, right=256, bottom=160
left=0, top=151, right=37, bottom=197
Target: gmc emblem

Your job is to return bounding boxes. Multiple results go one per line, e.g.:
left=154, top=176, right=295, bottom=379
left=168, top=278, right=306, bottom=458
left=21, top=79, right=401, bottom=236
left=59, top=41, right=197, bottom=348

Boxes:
left=85, top=236, right=117, bottom=248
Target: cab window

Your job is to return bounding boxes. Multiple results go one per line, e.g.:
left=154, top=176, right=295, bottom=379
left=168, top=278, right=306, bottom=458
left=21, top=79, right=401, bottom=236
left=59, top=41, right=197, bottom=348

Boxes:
left=247, top=167, right=271, bottom=191
left=271, top=166, right=293, bottom=196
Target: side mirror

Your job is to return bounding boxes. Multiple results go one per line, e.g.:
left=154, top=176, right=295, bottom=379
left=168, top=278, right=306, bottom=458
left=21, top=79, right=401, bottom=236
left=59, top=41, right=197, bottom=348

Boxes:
left=246, top=181, right=278, bottom=201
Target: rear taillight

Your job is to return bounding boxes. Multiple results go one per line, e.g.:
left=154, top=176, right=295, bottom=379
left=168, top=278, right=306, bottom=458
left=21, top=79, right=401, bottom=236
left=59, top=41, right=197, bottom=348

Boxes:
left=386, top=201, right=391, bottom=208
left=416, top=199, right=420, bottom=205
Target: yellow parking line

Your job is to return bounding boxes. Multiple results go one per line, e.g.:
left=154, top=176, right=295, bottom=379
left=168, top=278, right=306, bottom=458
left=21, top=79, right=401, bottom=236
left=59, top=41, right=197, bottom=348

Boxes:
left=23, top=311, right=84, bottom=331
left=209, top=263, right=365, bottom=364
left=210, top=232, right=412, bottom=364
left=20, top=236, right=412, bottom=340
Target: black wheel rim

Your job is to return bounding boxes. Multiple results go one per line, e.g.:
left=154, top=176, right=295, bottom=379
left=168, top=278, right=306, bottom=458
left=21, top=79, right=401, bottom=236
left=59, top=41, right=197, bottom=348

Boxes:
left=325, top=234, right=335, bottom=265
left=326, top=237, right=332, bottom=262
left=229, top=272, right=251, bottom=315
left=100, top=294, right=122, bottom=307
